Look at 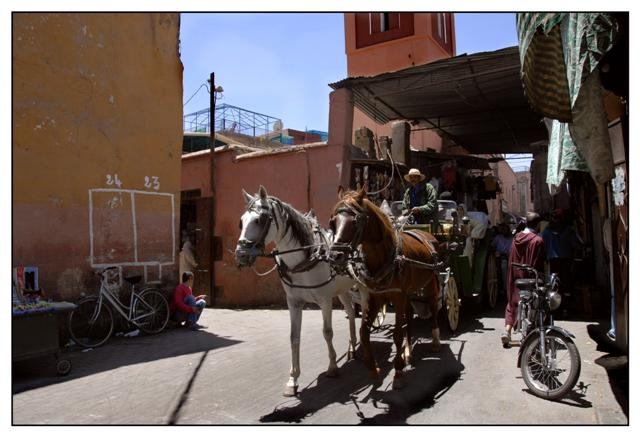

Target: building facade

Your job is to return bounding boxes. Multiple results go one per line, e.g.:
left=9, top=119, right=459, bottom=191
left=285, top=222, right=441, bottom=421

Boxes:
left=344, top=13, right=456, bottom=152
left=13, top=13, right=183, bottom=300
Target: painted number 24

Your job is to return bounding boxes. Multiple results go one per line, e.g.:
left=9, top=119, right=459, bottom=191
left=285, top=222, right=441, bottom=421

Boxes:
left=106, top=174, right=122, bottom=188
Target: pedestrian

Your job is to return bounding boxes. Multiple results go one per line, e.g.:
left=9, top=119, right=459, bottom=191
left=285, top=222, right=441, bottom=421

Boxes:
left=401, top=168, right=438, bottom=231
left=171, top=271, right=207, bottom=330
left=491, top=222, right=513, bottom=294
left=502, top=211, right=546, bottom=346
left=541, top=208, right=584, bottom=314
left=179, top=232, right=198, bottom=281
left=457, top=203, right=490, bottom=267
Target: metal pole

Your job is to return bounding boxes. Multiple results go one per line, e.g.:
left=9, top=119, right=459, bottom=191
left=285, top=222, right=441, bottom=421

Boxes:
left=209, top=72, right=216, bottom=305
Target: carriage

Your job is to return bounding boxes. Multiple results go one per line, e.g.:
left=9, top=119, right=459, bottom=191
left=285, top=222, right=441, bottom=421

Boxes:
left=398, top=200, right=499, bottom=332
left=349, top=198, right=499, bottom=333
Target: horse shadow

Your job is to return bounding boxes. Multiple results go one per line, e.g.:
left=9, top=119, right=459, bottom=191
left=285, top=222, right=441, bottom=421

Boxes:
left=259, top=325, right=465, bottom=424
left=358, top=342, right=464, bottom=424
left=259, top=341, right=394, bottom=423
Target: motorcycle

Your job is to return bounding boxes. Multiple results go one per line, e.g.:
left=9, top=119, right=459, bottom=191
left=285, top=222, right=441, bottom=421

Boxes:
left=512, top=262, right=581, bottom=400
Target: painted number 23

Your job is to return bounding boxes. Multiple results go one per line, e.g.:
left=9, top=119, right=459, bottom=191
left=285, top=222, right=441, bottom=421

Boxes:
left=144, top=176, right=160, bottom=191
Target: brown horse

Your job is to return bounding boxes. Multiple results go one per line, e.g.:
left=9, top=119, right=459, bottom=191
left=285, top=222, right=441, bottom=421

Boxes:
left=328, top=186, right=441, bottom=389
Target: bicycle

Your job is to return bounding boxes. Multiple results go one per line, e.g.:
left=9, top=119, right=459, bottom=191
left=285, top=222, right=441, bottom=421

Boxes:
left=68, top=266, right=170, bottom=348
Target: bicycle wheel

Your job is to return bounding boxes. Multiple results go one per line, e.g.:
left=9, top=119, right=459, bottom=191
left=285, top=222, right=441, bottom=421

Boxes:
left=68, top=297, right=114, bottom=348
left=520, top=331, right=581, bottom=400
left=132, top=288, right=169, bottom=334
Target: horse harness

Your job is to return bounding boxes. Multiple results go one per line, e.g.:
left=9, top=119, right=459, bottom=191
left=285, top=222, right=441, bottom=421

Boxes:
left=242, top=199, right=337, bottom=289
left=333, top=204, right=442, bottom=292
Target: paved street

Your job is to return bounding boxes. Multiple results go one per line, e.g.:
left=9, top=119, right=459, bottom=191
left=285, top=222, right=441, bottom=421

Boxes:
left=12, top=305, right=628, bottom=425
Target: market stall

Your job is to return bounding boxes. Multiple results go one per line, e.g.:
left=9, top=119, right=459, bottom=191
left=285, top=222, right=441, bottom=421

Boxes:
left=12, top=268, right=75, bottom=376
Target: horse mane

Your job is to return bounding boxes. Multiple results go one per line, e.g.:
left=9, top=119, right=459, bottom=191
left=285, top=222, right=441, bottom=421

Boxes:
left=336, top=190, right=397, bottom=245
left=268, top=196, right=316, bottom=247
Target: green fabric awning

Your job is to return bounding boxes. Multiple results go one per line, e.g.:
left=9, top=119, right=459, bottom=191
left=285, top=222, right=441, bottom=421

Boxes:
left=517, top=13, right=620, bottom=188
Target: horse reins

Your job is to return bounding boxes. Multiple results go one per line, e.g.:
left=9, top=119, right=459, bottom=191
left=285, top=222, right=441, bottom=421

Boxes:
left=241, top=199, right=338, bottom=289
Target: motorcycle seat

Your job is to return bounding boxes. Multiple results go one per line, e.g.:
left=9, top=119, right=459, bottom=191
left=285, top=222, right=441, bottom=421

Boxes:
left=515, top=278, right=542, bottom=290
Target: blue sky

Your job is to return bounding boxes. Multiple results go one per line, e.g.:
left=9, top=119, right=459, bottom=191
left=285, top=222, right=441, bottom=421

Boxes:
left=180, top=12, right=519, bottom=133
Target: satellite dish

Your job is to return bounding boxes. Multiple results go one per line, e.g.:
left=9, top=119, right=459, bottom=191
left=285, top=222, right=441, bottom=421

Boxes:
left=273, top=120, right=283, bottom=131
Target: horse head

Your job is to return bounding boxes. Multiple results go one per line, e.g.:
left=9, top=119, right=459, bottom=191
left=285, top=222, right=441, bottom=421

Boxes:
left=235, top=185, right=277, bottom=267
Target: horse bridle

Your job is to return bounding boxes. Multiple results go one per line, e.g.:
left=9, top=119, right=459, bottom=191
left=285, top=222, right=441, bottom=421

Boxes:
left=237, top=199, right=338, bottom=289
left=330, top=204, right=369, bottom=254
left=236, top=199, right=276, bottom=260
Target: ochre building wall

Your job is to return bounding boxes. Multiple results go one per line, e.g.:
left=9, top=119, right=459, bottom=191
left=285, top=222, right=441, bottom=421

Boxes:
left=13, top=13, right=183, bottom=300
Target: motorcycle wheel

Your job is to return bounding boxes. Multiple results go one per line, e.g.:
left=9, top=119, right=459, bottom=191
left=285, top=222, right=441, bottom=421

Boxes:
left=520, top=331, right=581, bottom=400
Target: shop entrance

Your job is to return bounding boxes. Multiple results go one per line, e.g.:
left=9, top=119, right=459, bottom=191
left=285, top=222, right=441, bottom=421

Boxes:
left=180, top=189, right=213, bottom=304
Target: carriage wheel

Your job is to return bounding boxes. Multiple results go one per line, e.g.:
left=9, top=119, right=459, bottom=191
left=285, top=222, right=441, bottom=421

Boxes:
left=371, top=304, right=387, bottom=328
left=444, top=277, right=460, bottom=332
left=485, top=252, right=499, bottom=309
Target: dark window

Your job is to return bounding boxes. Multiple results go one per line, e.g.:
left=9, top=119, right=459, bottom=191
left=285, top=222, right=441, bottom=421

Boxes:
left=355, top=13, right=414, bottom=49
left=431, top=13, right=453, bottom=54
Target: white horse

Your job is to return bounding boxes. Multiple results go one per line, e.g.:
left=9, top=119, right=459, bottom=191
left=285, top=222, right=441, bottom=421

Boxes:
left=235, top=185, right=357, bottom=396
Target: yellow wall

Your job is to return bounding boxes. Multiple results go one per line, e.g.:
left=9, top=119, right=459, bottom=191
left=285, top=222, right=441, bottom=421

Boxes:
left=13, top=13, right=183, bottom=299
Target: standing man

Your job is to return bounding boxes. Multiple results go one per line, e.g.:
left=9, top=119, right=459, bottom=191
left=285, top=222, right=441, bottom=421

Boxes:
left=179, top=231, right=198, bottom=282
left=492, top=223, right=514, bottom=295
left=502, top=211, right=546, bottom=346
left=401, top=168, right=438, bottom=232
left=541, top=208, right=583, bottom=313
left=456, top=203, right=491, bottom=266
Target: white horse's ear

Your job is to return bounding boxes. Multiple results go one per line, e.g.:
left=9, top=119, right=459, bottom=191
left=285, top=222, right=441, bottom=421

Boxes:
left=242, top=189, right=254, bottom=205
left=258, top=185, right=268, bottom=199
left=356, top=185, right=366, bottom=203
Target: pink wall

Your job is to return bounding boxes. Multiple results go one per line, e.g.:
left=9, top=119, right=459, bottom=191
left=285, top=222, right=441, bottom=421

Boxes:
left=181, top=143, right=347, bottom=307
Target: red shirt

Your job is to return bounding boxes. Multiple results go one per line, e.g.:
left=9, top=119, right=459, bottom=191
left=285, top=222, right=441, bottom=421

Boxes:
left=171, top=283, right=195, bottom=314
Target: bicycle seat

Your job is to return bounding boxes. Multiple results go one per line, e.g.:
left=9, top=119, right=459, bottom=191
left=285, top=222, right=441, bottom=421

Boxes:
left=124, top=275, right=143, bottom=285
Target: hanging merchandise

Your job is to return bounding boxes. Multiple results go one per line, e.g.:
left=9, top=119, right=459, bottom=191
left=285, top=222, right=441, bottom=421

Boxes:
left=475, top=176, right=488, bottom=199
left=483, top=174, right=498, bottom=199
left=441, top=162, right=457, bottom=191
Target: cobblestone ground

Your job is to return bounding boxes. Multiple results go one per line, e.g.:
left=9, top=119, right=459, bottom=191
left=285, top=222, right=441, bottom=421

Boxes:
left=11, top=306, right=628, bottom=425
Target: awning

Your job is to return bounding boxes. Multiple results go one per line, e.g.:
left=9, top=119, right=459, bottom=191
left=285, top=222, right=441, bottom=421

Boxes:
left=330, top=46, right=549, bottom=155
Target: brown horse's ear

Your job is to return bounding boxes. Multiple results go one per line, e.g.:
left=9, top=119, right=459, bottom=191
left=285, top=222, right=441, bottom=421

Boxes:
left=355, top=185, right=366, bottom=203
left=337, top=185, right=345, bottom=199
left=258, top=185, right=268, bottom=199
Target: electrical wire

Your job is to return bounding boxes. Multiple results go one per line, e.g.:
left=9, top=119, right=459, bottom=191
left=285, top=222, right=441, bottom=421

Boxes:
left=183, top=83, right=208, bottom=107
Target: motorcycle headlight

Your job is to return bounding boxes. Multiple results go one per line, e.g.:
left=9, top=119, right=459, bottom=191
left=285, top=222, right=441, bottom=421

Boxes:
left=547, top=291, right=562, bottom=311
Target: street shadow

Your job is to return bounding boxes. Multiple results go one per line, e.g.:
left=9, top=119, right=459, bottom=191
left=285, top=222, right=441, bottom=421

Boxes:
left=259, top=325, right=465, bottom=425
left=586, top=322, right=628, bottom=419
left=12, top=326, right=241, bottom=395
left=519, top=385, right=593, bottom=408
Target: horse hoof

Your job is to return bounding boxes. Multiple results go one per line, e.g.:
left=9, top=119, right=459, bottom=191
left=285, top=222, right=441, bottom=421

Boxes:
left=392, top=376, right=406, bottom=390
left=283, top=385, right=298, bottom=397
left=368, top=368, right=381, bottom=380
left=325, top=368, right=339, bottom=378
left=347, top=350, right=355, bottom=361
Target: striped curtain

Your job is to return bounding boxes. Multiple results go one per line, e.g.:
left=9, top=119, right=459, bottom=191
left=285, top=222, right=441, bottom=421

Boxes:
left=516, top=13, right=619, bottom=188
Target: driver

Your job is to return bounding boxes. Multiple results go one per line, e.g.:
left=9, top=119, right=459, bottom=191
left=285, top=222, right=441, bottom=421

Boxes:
left=401, top=168, right=438, bottom=231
